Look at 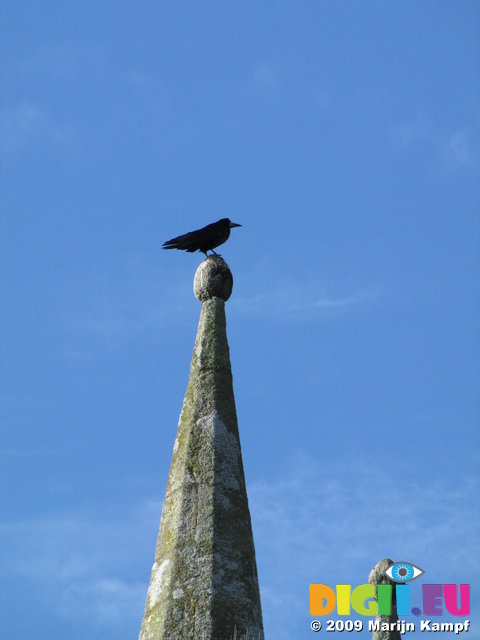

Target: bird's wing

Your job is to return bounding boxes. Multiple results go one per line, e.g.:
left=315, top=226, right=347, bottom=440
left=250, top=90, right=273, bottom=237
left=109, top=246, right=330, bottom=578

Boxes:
left=162, top=221, right=219, bottom=252
left=162, top=230, right=197, bottom=250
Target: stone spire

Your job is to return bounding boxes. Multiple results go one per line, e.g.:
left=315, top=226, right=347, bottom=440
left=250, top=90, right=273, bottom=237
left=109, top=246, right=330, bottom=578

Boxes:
left=369, top=559, right=401, bottom=640
left=139, top=256, right=264, bottom=640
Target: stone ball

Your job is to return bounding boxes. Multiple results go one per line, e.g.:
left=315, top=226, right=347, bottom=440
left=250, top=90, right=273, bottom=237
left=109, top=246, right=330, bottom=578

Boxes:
left=194, top=256, right=233, bottom=302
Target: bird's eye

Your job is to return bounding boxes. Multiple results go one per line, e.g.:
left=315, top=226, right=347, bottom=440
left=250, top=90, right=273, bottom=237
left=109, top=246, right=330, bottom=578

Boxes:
left=385, top=562, right=424, bottom=583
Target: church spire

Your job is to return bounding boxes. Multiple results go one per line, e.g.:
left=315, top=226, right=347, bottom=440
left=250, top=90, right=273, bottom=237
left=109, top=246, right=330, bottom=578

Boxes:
left=369, top=559, right=402, bottom=640
left=139, top=256, right=263, bottom=640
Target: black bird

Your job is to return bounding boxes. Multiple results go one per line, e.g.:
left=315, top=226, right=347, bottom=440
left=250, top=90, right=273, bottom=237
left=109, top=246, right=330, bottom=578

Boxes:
left=162, top=218, right=242, bottom=257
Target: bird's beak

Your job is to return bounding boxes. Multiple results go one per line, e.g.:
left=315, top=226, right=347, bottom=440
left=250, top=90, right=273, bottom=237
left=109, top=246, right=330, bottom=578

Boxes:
left=229, top=222, right=242, bottom=228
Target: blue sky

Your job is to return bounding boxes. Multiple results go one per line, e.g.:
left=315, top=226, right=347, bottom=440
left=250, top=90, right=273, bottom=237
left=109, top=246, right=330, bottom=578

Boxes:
left=1, top=2, right=479, bottom=638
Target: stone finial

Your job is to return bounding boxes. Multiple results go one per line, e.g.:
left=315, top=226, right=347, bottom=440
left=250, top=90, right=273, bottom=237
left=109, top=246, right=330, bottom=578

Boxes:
left=369, top=559, right=402, bottom=640
left=194, top=255, right=233, bottom=302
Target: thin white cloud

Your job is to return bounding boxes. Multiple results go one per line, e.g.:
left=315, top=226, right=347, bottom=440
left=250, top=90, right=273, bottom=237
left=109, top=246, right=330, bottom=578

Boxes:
left=0, top=500, right=161, bottom=627
left=252, top=64, right=279, bottom=90
left=442, top=128, right=477, bottom=170
left=313, top=88, right=332, bottom=109
left=59, top=576, right=147, bottom=624
left=61, top=261, right=193, bottom=349
left=390, top=115, right=478, bottom=172
left=252, top=453, right=480, bottom=572
left=0, top=103, right=75, bottom=153
left=390, top=113, right=433, bottom=148
left=15, top=42, right=109, bottom=82
left=15, top=42, right=161, bottom=99
left=1, top=456, right=477, bottom=639
left=312, top=288, right=381, bottom=309
left=0, top=446, right=63, bottom=457
left=249, top=452, right=479, bottom=638
left=231, top=283, right=383, bottom=317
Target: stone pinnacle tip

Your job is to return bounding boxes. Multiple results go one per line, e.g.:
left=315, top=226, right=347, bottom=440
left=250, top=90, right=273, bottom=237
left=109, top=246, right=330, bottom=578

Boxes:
left=194, top=255, right=233, bottom=302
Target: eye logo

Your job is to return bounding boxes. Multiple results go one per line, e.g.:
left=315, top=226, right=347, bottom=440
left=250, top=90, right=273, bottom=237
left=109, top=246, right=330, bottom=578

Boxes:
left=310, top=561, right=470, bottom=617
left=385, top=561, right=424, bottom=583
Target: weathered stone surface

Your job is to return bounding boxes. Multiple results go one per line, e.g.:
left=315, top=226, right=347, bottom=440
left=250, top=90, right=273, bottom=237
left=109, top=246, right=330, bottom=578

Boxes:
left=194, top=256, right=233, bottom=302
left=139, top=266, right=263, bottom=640
left=369, top=559, right=401, bottom=640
